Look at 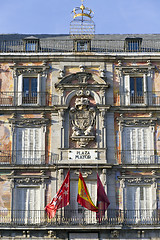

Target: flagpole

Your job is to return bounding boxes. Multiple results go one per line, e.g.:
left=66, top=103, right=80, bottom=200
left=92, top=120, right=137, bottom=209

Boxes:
left=56, top=166, right=58, bottom=224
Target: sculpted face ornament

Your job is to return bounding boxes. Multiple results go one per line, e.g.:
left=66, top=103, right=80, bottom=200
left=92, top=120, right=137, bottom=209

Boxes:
left=70, top=97, right=96, bottom=147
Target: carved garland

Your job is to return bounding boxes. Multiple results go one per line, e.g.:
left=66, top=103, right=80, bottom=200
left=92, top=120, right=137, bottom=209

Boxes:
left=11, top=65, right=50, bottom=77
left=117, top=117, right=157, bottom=127
left=9, top=118, right=49, bottom=128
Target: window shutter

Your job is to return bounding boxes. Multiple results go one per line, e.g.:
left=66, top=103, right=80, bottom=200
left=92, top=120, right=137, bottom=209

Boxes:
left=143, top=74, right=147, bottom=104
left=16, top=128, right=22, bottom=164
left=123, top=127, right=153, bottom=164
left=124, top=75, right=130, bottom=105
left=70, top=181, right=80, bottom=222
left=85, top=181, right=97, bottom=223
left=18, top=74, right=23, bottom=105
left=37, top=74, right=41, bottom=105
left=16, top=127, right=43, bottom=164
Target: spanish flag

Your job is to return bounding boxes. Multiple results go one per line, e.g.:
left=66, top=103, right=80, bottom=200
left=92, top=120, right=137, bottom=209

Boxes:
left=77, top=171, right=98, bottom=212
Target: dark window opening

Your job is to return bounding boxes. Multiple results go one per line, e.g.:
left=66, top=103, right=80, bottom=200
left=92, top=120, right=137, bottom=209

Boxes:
left=130, top=77, right=144, bottom=104
left=23, top=36, right=39, bottom=52
left=125, top=38, right=142, bottom=52
left=23, top=77, right=37, bottom=104
left=74, top=40, right=91, bottom=52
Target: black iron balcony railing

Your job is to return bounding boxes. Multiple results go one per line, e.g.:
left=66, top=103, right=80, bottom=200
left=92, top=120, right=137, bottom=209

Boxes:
left=114, top=91, right=160, bottom=106
left=116, top=150, right=160, bottom=164
left=0, top=39, right=160, bottom=53
left=0, top=92, right=59, bottom=106
left=0, top=150, right=59, bottom=165
left=0, top=209, right=159, bottom=226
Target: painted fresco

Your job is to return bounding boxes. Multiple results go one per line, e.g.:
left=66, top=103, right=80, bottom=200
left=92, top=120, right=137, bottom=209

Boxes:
left=0, top=175, right=11, bottom=220
left=0, top=63, right=13, bottom=92
left=0, top=116, right=12, bottom=164
left=21, top=114, right=42, bottom=118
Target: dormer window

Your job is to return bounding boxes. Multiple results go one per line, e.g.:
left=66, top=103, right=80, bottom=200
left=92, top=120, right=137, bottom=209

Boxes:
left=74, top=40, right=91, bottom=52
left=125, top=38, right=142, bottom=52
left=23, top=36, right=39, bottom=52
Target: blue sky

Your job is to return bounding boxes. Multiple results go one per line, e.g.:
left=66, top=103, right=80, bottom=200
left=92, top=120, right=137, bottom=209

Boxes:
left=0, top=0, right=160, bottom=34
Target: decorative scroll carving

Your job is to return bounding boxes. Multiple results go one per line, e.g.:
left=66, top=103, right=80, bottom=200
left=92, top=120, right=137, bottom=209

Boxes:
left=76, top=89, right=91, bottom=97
left=15, top=177, right=43, bottom=184
left=99, top=68, right=106, bottom=78
left=74, top=169, right=92, bottom=178
left=111, top=230, right=119, bottom=238
left=9, top=118, right=49, bottom=127
left=121, top=177, right=156, bottom=185
left=70, top=97, right=96, bottom=147
left=117, top=117, right=157, bottom=127
left=11, top=65, right=49, bottom=77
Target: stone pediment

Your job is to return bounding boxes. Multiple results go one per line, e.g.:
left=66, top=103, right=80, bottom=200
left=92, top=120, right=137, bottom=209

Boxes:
left=55, top=72, right=110, bottom=89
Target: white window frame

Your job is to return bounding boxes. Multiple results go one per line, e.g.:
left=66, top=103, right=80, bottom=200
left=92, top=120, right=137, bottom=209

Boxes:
left=15, top=126, right=45, bottom=165
left=69, top=180, right=97, bottom=224
left=124, top=74, right=147, bottom=106
left=12, top=185, right=44, bottom=224
left=124, top=184, right=156, bottom=224
left=18, top=73, right=41, bottom=106
left=122, top=125, right=154, bottom=164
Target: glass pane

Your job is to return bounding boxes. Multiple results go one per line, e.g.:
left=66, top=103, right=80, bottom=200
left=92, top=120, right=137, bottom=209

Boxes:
left=26, top=42, right=36, bottom=51
left=136, top=77, right=143, bottom=95
left=23, top=78, right=29, bottom=95
left=77, top=41, right=88, bottom=51
left=130, top=77, right=134, bottom=95
left=31, top=78, right=37, bottom=93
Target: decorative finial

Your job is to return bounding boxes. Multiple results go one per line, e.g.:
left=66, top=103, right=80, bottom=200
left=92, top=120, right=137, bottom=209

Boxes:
left=70, top=0, right=95, bottom=39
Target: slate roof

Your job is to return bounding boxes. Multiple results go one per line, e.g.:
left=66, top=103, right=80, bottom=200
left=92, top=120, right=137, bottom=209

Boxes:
left=0, top=34, right=160, bottom=53
left=0, top=33, right=159, bottom=41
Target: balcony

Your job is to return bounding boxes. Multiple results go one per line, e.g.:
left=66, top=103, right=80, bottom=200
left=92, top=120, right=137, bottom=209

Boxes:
left=114, top=91, right=160, bottom=106
left=1, top=39, right=160, bottom=53
left=0, top=209, right=159, bottom=226
left=0, top=92, right=59, bottom=106
left=116, top=150, right=160, bottom=164
left=0, top=150, right=58, bottom=165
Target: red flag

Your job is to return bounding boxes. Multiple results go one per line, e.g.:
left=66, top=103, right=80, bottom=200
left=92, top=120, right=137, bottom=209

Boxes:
left=77, top=171, right=98, bottom=212
left=97, top=173, right=110, bottom=220
left=45, top=170, right=70, bottom=218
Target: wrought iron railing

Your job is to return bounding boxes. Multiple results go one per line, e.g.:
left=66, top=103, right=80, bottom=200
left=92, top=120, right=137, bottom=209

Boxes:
left=116, top=150, right=160, bottom=164
left=0, top=92, right=59, bottom=106
left=0, top=150, right=59, bottom=165
left=114, top=92, right=160, bottom=106
left=0, top=209, right=159, bottom=226
left=0, top=39, right=160, bottom=53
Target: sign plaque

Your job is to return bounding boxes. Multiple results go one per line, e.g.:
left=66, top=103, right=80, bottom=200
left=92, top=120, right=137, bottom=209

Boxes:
left=68, top=150, right=97, bottom=160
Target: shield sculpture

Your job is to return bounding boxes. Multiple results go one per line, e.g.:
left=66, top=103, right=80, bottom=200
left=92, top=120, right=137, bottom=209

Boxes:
left=70, top=97, right=96, bottom=147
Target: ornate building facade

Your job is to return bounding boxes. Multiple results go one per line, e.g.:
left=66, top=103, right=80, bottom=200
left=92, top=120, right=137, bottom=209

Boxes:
left=0, top=2, right=160, bottom=240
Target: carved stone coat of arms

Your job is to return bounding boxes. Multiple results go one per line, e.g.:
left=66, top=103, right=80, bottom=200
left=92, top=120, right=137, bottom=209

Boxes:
left=70, top=97, right=96, bottom=147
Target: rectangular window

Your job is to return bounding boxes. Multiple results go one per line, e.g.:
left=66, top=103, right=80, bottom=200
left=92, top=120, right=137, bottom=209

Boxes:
left=13, top=187, right=41, bottom=224
left=18, top=74, right=41, bottom=105
left=122, top=126, right=154, bottom=164
left=67, top=181, right=96, bottom=224
left=130, top=77, right=144, bottom=104
left=16, top=127, right=44, bottom=165
left=74, top=40, right=91, bottom=52
left=125, top=38, right=142, bottom=52
left=22, top=77, right=37, bottom=104
left=124, top=74, right=147, bottom=105
left=125, top=186, right=152, bottom=223
left=25, top=42, right=37, bottom=52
